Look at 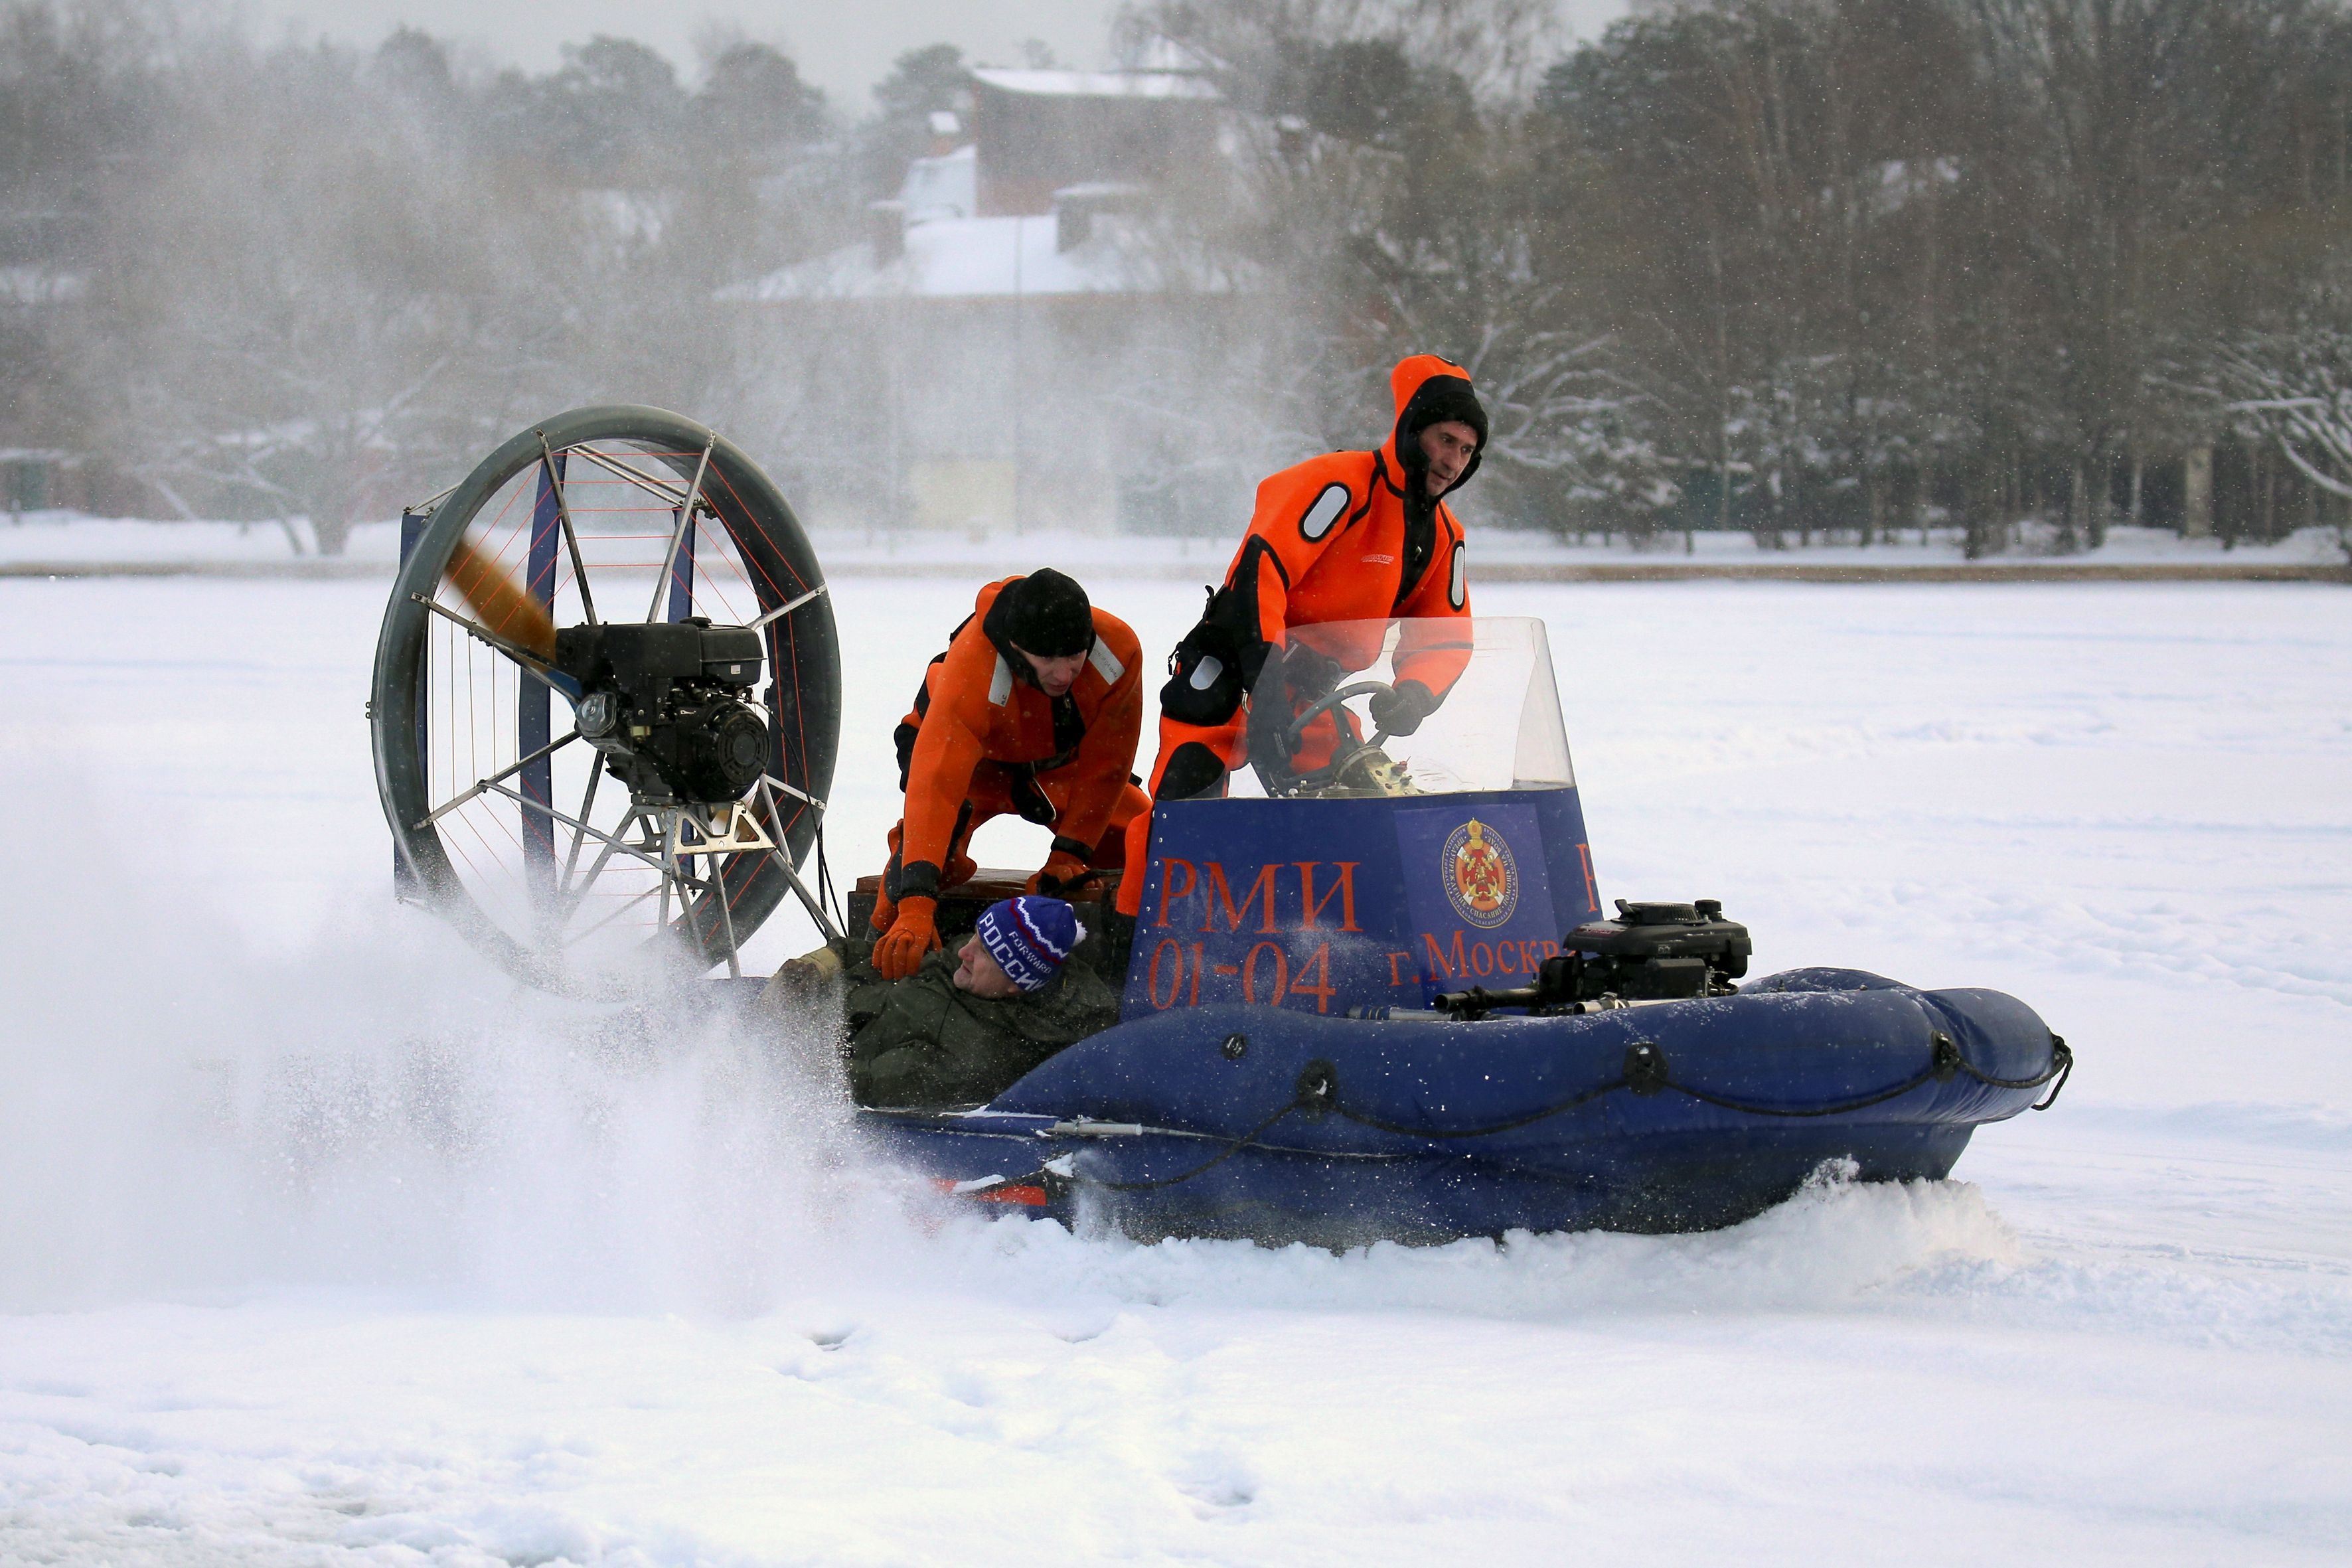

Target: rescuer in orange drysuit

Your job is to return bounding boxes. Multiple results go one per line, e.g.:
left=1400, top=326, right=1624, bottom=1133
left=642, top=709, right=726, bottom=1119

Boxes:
left=871, top=569, right=1148, bottom=980
left=1117, top=353, right=1487, bottom=916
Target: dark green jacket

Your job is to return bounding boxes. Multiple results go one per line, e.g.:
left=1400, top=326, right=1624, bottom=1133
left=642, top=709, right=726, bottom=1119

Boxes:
left=844, top=948, right=1121, bottom=1109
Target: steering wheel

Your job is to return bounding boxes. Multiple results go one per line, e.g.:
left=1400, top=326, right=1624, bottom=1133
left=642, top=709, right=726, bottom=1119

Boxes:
left=1249, top=680, right=1396, bottom=796
left=1285, top=680, right=1395, bottom=755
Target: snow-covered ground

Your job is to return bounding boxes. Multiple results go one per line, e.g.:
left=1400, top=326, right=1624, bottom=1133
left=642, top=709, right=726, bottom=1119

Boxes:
left=797, top=520, right=2352, bottom=571
left=3, top=510, right=2344, bottom=572
left=0, top=514, right=378, bottom=565
left=1, top=575, right=2347, bottom=1564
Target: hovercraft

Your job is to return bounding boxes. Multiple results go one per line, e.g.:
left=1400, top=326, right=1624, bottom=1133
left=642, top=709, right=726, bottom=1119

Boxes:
left=854, top=615, right=2070, bottom=1244
left=367, top=410, right=2067, bottom=1247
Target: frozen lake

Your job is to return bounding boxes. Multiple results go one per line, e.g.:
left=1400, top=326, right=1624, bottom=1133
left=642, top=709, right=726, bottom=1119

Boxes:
left=1, top=572, right=2347, bottom=1564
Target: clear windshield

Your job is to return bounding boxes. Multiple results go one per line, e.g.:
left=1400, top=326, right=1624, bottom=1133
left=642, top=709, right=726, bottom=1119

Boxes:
left=1228, top=615, right=1574, bottom=799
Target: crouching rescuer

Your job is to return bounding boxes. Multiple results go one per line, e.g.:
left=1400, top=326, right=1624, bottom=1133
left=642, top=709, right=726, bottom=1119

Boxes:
left=871, top=569, right=1148, bottom=980
left=846, top=895, right=1120, bottom=1108
left=1118, top=354, right=1486, bottom=913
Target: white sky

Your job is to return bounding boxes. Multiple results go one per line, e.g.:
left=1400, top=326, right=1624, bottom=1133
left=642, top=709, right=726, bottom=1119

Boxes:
left=236, top=0, right=1631, bottom=112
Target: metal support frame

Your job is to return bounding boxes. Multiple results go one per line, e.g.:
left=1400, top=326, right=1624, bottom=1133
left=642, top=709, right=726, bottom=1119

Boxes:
left=755, top=776, right=845, bottom=945
left=483, top=779, right=669, bottom=879
left=647, top=439, right=714, bottom=623
left=748, top=583, right=828, bottom=634
left=538, top=435, right=597, bottom=626
left=411, top=595, right=564, bottom=689
left=419, top=731, right=580, bottom=829
left=568, top=443, right=689, bottom=507
left=672, top=801, right=775, bottom=857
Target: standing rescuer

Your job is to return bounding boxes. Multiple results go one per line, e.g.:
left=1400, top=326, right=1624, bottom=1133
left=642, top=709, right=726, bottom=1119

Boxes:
left=872, top=569, right=1147, bottom=980
left=1118, top=354, right=1487, bottom=913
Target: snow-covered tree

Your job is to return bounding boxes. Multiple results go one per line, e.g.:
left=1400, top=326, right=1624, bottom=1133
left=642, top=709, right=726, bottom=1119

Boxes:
left=2210, top=321, right=2352, bottom=562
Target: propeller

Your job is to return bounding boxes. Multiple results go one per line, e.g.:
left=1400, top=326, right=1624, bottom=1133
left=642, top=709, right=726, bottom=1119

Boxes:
left=445, top=533, right=558, bottom=661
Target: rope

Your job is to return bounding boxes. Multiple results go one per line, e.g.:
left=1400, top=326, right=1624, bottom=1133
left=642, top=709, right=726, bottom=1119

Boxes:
left=998, top=1032, right=2074, bottom=1196
left=1338, top=1032, right=2074, bottom=1137
left=813, top=814, right=845, bottom=937
left=2025, top=1036, right=2075, bottom=1111
left=1075, top=1098, right=1304, bottom=1192
left=1664, top=1066, right=1948, bottom=1119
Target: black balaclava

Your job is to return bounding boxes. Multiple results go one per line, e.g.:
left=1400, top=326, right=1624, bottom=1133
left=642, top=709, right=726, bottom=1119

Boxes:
left=997, top=568, right=1095, bottom=657
left=1393, top=373, right=1490, bottom=501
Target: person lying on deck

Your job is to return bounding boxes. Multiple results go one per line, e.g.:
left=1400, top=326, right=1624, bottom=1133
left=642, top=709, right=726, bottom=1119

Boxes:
left=839, top=895, right=1119, bottom=1110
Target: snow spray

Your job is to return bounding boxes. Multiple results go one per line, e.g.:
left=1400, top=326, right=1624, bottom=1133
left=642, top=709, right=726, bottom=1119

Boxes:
left=0, top=757, right=899, bottom=1314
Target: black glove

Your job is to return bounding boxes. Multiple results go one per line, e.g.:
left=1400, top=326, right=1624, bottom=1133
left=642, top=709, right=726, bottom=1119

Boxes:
left=1279, top=642, right=1345, bottom=705
left=1245, top=683, right=1294, bottom=773
left=1369, top=679, right=1437, bottom=737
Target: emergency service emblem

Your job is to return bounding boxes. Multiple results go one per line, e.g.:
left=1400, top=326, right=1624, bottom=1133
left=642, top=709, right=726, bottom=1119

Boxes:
left=1443, top=818, right=1518, bottom=929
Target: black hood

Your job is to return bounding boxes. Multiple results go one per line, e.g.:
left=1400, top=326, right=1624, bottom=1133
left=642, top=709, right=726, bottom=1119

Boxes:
left=1391, top=372, right=1488, bottom=500
left=983, top=570, right=1096, bottom=680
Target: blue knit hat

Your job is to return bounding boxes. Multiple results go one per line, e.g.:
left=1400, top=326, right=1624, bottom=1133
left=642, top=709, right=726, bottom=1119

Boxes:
left=975, top=896, right=1082, bottom=993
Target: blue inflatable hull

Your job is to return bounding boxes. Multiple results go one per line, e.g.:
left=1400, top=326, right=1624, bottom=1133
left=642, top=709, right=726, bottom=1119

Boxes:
left=856, top=969, right=2067, bottom=1244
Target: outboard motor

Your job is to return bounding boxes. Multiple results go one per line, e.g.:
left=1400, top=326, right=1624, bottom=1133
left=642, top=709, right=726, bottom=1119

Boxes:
left=1437, top=899, right=1751, bottom=1017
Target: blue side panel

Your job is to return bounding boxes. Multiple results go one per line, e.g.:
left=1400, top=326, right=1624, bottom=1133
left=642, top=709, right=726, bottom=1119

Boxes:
left=666, top=508, right=696, bottom=623
left=519, top=460, right=562, bottom=897
left=667, top=508, right=697, bottom=866
left=1120, top=787, right=1601, bottom=1019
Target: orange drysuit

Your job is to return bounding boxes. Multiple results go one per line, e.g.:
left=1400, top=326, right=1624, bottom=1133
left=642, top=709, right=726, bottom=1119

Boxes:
left=1120, top=354, right=1484, bottom=915
left=872, top=576, right=1148, bottom=975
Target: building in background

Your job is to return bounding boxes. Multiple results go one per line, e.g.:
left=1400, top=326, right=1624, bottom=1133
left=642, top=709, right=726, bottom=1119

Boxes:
left=728, top=62, right=1255, bottom=537
left=965, top=66, right=1221, bottom=216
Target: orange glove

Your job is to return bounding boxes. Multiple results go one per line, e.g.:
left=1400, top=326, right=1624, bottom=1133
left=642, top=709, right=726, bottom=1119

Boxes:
left=873, top=896, right=940, bottom=980
left=1028, top=852, right=1092, bottom=898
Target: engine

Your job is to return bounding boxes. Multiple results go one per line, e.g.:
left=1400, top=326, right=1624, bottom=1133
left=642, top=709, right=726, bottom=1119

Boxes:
left=1545, top=899, right=1753, bottom=1002
left=1437, top=899, right=1752, bottom=1017
left=554, top=617, right=769, bottom=805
